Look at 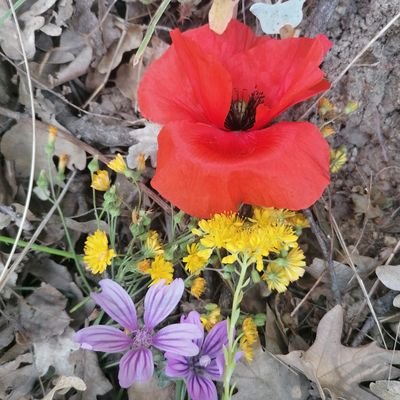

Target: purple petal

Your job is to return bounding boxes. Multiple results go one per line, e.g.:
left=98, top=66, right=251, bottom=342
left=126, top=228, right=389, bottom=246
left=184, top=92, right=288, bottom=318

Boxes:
left=181, top=311, right=204, bottom=348
left=205, top=359, right=224, bottom=381
left=202, top=320, right=228, bottom=358
left=118, top=348, right=154, bottom=388
left=74, top=326, right=131, bottom=353
left=92, top=279, right=137, bottom=331
left=165, top=353, right=190, bottom=378
left=152, top=323, right=202, bottom=356
left=144, top=278, right=184, bottom=329
left=186, top=374, right=217, bottom=400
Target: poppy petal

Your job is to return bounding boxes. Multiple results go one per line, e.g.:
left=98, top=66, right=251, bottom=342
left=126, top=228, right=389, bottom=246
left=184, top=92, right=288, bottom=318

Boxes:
left=74, top=326, right=131, bottom=353
left=118, top=348, right=154, bottom=387
left=138, top=31, right=232, bottom=128
left=91, top=279, right=138, bottom=331
left=224, top=34, right=332, bottom=127
left=184, top=19, right=265, bottom=64
left=151, top=121, right=330, bottom=218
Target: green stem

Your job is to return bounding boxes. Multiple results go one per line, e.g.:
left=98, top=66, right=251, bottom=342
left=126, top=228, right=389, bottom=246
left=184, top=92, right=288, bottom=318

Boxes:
left=222, top=256, right=250, bottom=400
left=0, top=235, right=76, bottom=259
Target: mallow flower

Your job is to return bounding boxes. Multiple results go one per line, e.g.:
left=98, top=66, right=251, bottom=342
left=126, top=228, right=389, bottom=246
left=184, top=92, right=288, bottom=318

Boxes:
left=74, top=279, right=202, bottom=388
left=138, top=19, right=332, bottom=218
left=165, top=311, right=228, bottom=400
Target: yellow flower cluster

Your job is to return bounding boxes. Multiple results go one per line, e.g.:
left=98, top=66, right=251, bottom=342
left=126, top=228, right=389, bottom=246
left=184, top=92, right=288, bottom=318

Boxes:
left=193, top=208, right=308, bottom=293
left=137, top=231, right=174, bottom=285
left=239, top=317, right=259, bottom=361
left=190, top=277, right=206, bottom=298
left=83, top=230, right=116, bottom=274
left=201, top=306, right=221, bottom=331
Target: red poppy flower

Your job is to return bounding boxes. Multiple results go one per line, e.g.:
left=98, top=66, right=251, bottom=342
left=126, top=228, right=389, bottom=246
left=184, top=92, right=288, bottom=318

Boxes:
left=138, top=20, right=332, bottom=218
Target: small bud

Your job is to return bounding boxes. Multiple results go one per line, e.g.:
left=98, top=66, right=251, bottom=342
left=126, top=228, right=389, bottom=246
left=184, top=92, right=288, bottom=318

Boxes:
left=108, top=153, right=127, bottom=174
left=46, top=125, right=58, bottom=155
left=88, top=157, right=99, bottom=173
left=58, top=154, right=69, bottom=174
left=330, top=146, right=348, bottom=173
left=136, top=153, right=146, bottom=172
left=344, top=100, right=359, bottom=114
left=321, top=125, right=335, bottom=138
left=318, top=97, right=334, bottom=117
left=251, top=268, right=261, bottom=283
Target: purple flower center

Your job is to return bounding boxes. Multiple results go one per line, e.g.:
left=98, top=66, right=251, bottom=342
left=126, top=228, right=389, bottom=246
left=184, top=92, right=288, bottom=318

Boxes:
left=198, top=354, right=211, bottom=368
left=129, top=328, right=153, bottom=350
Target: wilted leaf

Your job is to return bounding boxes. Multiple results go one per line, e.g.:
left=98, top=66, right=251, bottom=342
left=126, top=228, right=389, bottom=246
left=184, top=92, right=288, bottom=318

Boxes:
left=351, top=193, right=384, bottom=219
left=376, top=265, right=400, bottom=290
left=116, top=63, right=142, bottom=101
left=17, top=284, right=70, bottom=342
left=370, top=380, right=400, bottom=399
left=233, top=347, right=309, bottom=400
left=127, top=123, right=161, bottom=168
left=128, top=378, right=175, bottom=400
left=209, top=0, right=238, bottom=34
left=279, top=305, right=400, bottom=400
left=42, top=376, right=87, bottom=400
left=0, top=120, right=86, bottom=178
left=250, top=0, right=305, bottom=34
left=34, top=328, right=79, bottom=376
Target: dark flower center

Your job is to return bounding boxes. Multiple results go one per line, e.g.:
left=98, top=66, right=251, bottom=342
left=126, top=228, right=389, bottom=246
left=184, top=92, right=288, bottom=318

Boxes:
left=224, top=90, right=265, bottom=131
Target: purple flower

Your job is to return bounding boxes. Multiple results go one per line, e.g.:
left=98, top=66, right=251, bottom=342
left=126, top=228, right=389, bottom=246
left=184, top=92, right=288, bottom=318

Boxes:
left=74, top=278, right=202, bottom=388
left=165, top=311, right=228, bottom=400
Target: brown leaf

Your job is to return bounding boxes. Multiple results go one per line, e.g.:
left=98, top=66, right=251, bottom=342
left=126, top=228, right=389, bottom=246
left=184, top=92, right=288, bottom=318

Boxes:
left=128, top=378, right=175, bottom=400
left=232, top=346, right=309, bottom=400
left=376, top=265, right=400, bottom=291
left=209, top=0, right=238, bottom=34
left=0, top=120, right=86, bottom=178
left=278, top=306, right=400, bottom=400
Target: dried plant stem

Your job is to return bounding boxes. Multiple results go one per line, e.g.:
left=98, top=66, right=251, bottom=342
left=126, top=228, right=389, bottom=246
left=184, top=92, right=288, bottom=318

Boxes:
left=0, top=171, right=77, bottom=292
left=0, top=0, right=36, bottom=294
left=303, top=208, right=341, bottom=304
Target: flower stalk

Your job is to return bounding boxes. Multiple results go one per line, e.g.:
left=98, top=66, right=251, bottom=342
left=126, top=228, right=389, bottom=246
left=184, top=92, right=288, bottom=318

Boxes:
left=223, top=255, right=251, bottom=400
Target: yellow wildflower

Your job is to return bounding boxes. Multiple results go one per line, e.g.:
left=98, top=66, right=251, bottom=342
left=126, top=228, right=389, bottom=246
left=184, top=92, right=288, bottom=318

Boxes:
left=83, top=230, right=116, bottom=274
left=193, top=213, right=243, bottom=249
left=287, top=214, right=310, bottom=231
left=143, top=231, right=164, bottom=258
left=190, top=277, right=206, bottom=299
left=263, top=263, right=290, bottom=293
left=48, top=125, right=57, bottom=142
left=91, top=170, right=110, bottom=191
left=269, top=223, right=298, bottom=252
left=272, top=247, right=306, bottom=282
left=108, top=153, right=127, bottom=173
left=330, top=146, right=347, bottom=173
left=251, top=207, right=295, bottom=226
left=150, top=255, right=173, bottom=284
left=240, top=317, right=259, bottom=361
left=318, top=97, right=334, bottom=117
left=137, top=259, right=151, bottom=274
left=321, top=125, right=335, bottom=138
left=183, top=243, right=212, bottom=275
left=201, top=306, right=221, bottom=331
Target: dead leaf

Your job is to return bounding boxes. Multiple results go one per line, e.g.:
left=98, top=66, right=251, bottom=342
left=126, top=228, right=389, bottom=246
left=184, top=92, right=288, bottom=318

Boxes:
left=232, top=346, right=309, bottom=400
left=0, top=353, right=37, bottom=400
left=370, top=381, right=400, bottom=400
left=34, top=328, right=79, bottom=376
left=128, top=378, right=175, bottom=400
left=70, top=350, right=113, bottom=400
left=97, top=24, right=143, bottom=74
left=209, top=0, right=238, bottom=34
left=376, top=265, right=400, bottom=291
left=0, top=120, right=86, bottom=178
left=42, top=376, right=87, bottom=400
left=351, top=193, right=384, bottom=219
left=278, top=305, right=400, bottom=400
left=116, top=63, right=142, bottom=101
left=127, top=123, right=161, bottom=168
left=16, top=284, right=70, bottom=342
left=0, top=260, right=18, bottom=299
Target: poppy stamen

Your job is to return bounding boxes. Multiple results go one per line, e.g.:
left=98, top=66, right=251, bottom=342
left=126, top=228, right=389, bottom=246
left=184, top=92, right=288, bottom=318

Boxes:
left=224, top=90, right=265, bottom=131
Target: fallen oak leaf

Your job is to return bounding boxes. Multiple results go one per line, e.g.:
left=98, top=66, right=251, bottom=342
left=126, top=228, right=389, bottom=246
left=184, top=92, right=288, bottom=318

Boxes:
left=278, top=305, right=400, bottom=400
